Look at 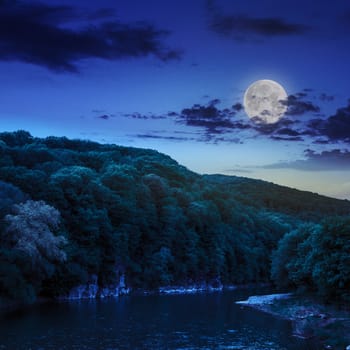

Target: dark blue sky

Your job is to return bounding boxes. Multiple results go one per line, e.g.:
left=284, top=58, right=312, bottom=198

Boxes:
left=1, top=0, right=350, bottom=198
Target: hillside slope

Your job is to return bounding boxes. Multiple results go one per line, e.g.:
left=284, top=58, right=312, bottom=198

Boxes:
left=203, top=174, right=350, bottom=220
left=0, top=131, right=349, bottom=303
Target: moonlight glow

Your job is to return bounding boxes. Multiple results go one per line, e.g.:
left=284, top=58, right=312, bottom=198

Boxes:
left=243, top=79, right=288, bottom=124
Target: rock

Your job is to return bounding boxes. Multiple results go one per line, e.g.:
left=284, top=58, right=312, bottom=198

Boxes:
left=68, top=275, right=99, bottom=299
left=158, top=281, right=224, bottom=295
left=62, top=271, right=130, bottom=300
left=236, top=293, right=293, bottom=305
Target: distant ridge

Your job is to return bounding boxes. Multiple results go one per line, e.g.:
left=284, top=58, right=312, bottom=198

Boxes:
left=203, top=174, right=350, bottom=220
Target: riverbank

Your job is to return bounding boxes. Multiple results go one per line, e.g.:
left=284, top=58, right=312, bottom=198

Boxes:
left=132, top=282, right=272, bottom=296
left=236, top=293, right=350, bottom=350
left=0, top=282, right=270, bottom=314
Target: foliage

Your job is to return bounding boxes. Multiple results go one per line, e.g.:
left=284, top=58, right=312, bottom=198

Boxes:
left=0, top=199, right=66, bottom=302
left=0, top=131, right=349, bottom=303
left=271, top=218, right=350, bottom=302
left=0, top=181, right=27, bottom=223
left=5, top=200, right=67, bottom=263
left=203, top=174, right=350, bottom=220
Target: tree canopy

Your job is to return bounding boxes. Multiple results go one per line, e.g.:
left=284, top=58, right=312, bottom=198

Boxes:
left=0, top=131, right=349, bottom=303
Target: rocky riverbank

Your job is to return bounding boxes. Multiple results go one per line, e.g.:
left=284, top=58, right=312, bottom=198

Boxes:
left=61, top=275, right=246, bottom=299
left=59, top=274, right=130, bottom=300
left=236, top=293, right=350, bottom=350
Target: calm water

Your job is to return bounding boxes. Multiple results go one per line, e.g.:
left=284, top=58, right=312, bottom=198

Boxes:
left=0, top=289, right=320, bottom=350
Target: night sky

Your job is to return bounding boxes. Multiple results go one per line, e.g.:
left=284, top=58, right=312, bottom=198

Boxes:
left=1, top=0, right=350, bottom=199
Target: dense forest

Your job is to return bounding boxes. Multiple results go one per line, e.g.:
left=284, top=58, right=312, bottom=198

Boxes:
left=0, top=131, right=349, bottom=304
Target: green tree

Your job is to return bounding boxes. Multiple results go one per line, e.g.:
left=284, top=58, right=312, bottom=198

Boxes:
left=271, top=224, right=317, bottom=289
left=1, top=200, right=67, bottom=301
left=5, top=200, right=67, bottom=273
left=310, top=218, right=350, bottom=301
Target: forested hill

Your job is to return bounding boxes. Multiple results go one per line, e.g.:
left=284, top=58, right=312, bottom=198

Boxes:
left=0, top=130, right=349, bottom=304
left=203, top=174, right=350, bottom=220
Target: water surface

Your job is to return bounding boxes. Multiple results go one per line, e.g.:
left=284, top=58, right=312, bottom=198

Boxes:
left=0, top=289, right=321, bottom=349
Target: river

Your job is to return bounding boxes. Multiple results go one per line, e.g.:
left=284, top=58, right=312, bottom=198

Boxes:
left=0, top=288, right=321, bottom=349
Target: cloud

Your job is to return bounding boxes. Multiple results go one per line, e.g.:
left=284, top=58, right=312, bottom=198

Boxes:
left=172, top=90, right=320, bottom=142
left=270, top=136, right=303, bottom=142
left=304, top=101, right=350, bottom=143
left=207, top=1, right=308, bottom=40
left=133, top=133, right=196, bottom=142
left=117, top=93, right=350, bottom=146
left=225, top=168, right=252, bottom=174
left=232, top=102, right=243, bottom=112
left=97, top=114, right=110, bottom=120
left=319, top=102, right=350, bottom=142
left=96, top=100, right=251, bottom=142
left=132, top=132, right=242, bottom=145
left=281, top=94, right=320, bottom=116
left=119, top=95, right=314, bottom=143
left=211, top=16, right=307, bottom=37
left=295, top=92, right=308, bottom=98
left=0, top=1, right=181, bottom=72
left=262, top=149, right=350, bottom=171
left=208, top=98, right=221, bottom=106
left=177, top=102, right=249, bottom=135
left=203, top=136, right=242, bottom=144
left=122, top=112, right=167, bottom=120
left=313, top=139, right=330, bottom=145
left=253, top=117, right=299, bottom=136
left=319, top=93, right=335, bottom=102
left=275, top=128, right=301, bottom=136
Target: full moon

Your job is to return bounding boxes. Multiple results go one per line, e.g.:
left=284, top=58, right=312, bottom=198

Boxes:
left=243, top=79, right=287, bottom=124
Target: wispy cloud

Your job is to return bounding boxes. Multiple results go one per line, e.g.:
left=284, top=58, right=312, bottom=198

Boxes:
left=207, top=0, right=308, bottom=41
left=319, top=93, right=335, bottom=102
left=262, top=149, right=350, bottom=171
left=224, top=167, right=253, bottom=174
left=0, top=1, right=181, bottom=72
left=122, top=112, right=167, bottom=120
left=96, top=91, right=350, bottom=147
left=97, top=114, right=112, bottom=120
left=133, top=133, right=196, bottom=142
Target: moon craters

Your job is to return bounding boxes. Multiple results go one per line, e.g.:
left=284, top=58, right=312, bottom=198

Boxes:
left=243, top=80, right=287, bottom=124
